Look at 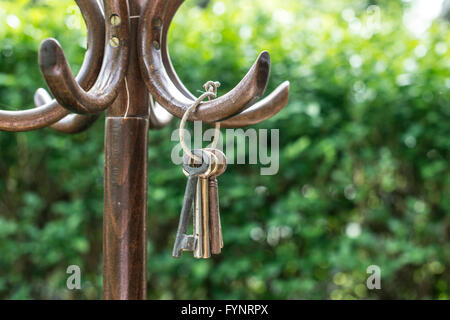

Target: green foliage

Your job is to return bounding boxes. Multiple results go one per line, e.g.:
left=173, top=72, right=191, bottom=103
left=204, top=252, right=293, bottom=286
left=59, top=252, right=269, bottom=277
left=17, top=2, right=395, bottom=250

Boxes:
left=0, top=0, right=449, bottom=299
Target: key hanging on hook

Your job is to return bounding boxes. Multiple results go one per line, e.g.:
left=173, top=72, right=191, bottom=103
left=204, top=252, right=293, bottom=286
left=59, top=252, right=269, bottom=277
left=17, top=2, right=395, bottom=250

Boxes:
left=173, top=149, right=212, bottom=258
left=173, top=82, right=228, bottom=259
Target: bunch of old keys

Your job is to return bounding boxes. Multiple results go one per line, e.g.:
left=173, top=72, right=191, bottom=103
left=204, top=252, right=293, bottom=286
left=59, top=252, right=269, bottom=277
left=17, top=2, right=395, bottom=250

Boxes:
left=173, top=148, right=227, bottom=259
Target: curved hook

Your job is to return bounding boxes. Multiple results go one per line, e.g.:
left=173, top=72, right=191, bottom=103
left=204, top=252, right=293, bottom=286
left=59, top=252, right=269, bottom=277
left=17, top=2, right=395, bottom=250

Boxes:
left=34, top=89, right=101, bottom=134
left=162, top=1, right=290, bottom=128
left=39, top=0, right=130, bottom=115
left=0, top=103, right=69, bottom=133
left=219, top=81, right=290, bottom=128
left=147, top=82, right=290, bottom=130
left=138, top=0, right=271, bottom=122
left=0, top=0, right=105, bottom=132
left=33, top=0, right=105, bottom=134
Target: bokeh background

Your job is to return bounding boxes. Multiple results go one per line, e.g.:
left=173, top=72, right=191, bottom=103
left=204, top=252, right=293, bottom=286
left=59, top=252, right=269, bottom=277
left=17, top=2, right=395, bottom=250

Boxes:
left=0, top=0, right=449, bottom=299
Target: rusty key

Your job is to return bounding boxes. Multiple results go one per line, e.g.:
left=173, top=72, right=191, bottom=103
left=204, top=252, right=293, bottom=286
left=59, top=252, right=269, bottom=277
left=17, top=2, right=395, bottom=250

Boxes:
left=205, top=148, right=227, bottom=254
left=198, top=151, right=218, bottom=258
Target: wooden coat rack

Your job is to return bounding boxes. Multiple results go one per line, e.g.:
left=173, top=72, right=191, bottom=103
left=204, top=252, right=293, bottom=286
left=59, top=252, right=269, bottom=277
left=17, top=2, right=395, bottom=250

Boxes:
left=0, top=0, right=289, bottom=300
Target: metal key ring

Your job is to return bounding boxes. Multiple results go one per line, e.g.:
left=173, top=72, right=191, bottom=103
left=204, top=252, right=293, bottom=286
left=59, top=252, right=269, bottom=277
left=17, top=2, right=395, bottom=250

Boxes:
left=182, top=149, right=211, bottom=177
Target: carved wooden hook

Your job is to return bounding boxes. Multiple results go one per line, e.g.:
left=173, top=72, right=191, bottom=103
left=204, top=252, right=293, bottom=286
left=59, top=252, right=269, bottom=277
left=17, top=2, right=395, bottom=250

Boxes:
left=1, top=0, right=289, bottom=133
left=39, top=0, right=130, bottom=115
left=0, top=0, right=105, bottom=132
left=138, top=0, right=271, bottom=123
left=219, top=81, right=290, bottom=128
left=139, top=0, right=289, bottom=127
left=34, top=89, right=101, bottom=134
left=33, top=0, right=105, bottom=134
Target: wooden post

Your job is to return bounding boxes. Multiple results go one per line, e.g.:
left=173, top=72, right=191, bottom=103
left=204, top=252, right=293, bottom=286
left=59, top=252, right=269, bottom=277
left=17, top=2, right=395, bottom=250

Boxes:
left=103, top=117, right=148, bottom=300
left=103, top=0, right=150, bottom=300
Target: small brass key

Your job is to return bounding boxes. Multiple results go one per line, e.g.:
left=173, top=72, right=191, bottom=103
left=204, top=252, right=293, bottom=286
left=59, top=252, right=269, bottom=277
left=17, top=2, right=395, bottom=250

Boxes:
left=205, top=148, right=227, bottom=254
left=193, top=176, right=203, bottom=258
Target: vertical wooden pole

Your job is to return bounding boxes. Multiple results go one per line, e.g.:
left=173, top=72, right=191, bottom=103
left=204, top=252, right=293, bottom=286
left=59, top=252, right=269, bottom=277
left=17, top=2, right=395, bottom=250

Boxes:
left=103, top=117, right=148, bottom=299
left=103, top=0, right=150, bottom=300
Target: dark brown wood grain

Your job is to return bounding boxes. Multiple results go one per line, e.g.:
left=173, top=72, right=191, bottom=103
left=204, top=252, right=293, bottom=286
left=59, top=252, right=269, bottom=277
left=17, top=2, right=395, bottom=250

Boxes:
left=33, top=88, right=101, bottom=134
left=0, top=0, right=104, bottom=132
left=103, top=0, right=150, bottom=300
left=104, top=117, right=148, bottom=300
left=39, top=0, right=130, bottom=114
left=32, top=0, right=105, bottom=133
left=108, top=0, right=150, bottom=118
